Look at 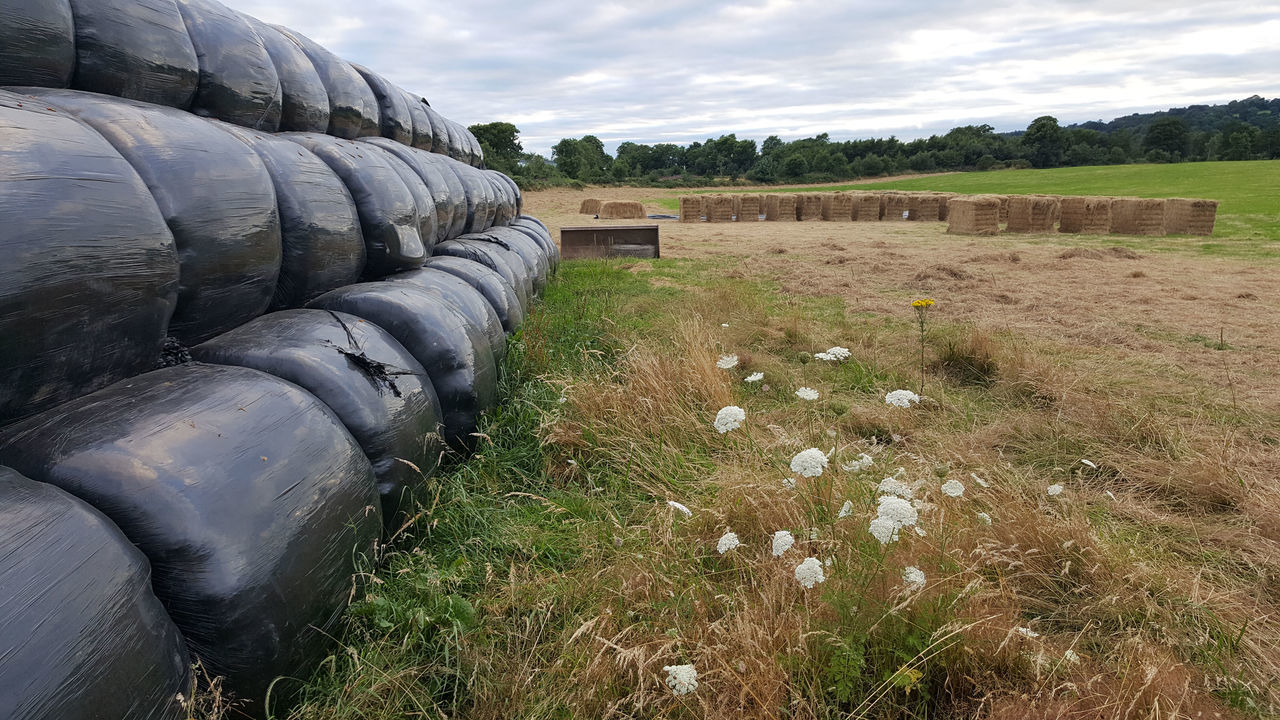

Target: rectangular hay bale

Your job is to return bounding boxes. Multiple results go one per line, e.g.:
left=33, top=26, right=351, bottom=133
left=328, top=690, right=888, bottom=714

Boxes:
left=796, top=193, right=823, bottom=221
left=599, top=200, right=647, bottom=220
left=907, top=193, right=942, bottom=221
left=579, top=198, right=603, bottom=215
left=1164, top=198, right=1217, bottom=236
left=1111, top=198, right=1165, bottom=236
left=679, top=196, right=702, bottom=223
left=736, top=194, right=761, bottom=222
left=881, top=192, right=909, bottom=221
left=852, top=192, right=882, bottom=221
left=704, top=194, right=735, bottom=223
left=946, top=195, right=1001, bottom=236
left=821, top=192, right=854, bottom=221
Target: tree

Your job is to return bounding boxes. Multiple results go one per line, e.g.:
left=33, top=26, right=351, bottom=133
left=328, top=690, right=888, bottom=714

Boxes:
left=1022, top=116, right=1065, bottom=168
left=551, top=138, right=583, bottom=179
left=781, top=154, right=809, bottom=178
left=1143, top=117, right=1189, bottom=158
left=468, top=122, right=522, bottom=168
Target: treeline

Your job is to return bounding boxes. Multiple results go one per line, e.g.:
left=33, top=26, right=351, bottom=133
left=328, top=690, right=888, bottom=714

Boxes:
left=470, top=95, right=1280, bottom=187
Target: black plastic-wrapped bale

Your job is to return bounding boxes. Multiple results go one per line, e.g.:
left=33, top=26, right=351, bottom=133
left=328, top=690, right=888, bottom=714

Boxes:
left=405, top=92, right=434, bottom=152
left=0, top=364, right=382, bottom=711
left=193, top=310, right=443, bottom=526
left=26, top=88, right=281, bottom=344
left=273, top=25, right=378, bottom=139
left=218, top=123, right=364, bottom=309
left=420, top=151, right=469, bottom=240
left=509, top=218, right=560, bottom=274
left=487, top=172, right=514, bottom=227
left=388, top=268, right=506, bottom=361
left=67, top=0, right=200, bottom=109
left=434, top=239, right=531, bottom=312
left=359, top=137, right=457, bottom=244
left=352, top=65, right=412, bottom=145
left=447, top=161, right=491, bottom=234
left=476, top=227, right=549, bottom=296
left=467, top=164, right=498, bottom=231
left=176, top=0, right=281, bottom=130
left=463, top=126, right=484, bottom=167
left=0, top=0, right=75, bottom=88
left=308, top=283, right=498, bottom=452
left=283, top=132, right=425, bottom=278
left=421, top=256, right=524, bottom=334
left=0, top=467, right=191, bottom=720
left=441, top=116, right=464, bottom=162
left=423, top=103, right=450, bottom=157
left=383, top=148, right=440, bottom=255
left=246, top=16, right=328, bottom=132
left=0, top=90, right=179, bottom=426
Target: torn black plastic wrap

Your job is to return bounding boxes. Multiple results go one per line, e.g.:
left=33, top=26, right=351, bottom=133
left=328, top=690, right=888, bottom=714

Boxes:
left=176, top=0, right=281, bottom=130
left=382, top=147, right=440, bottom=255
left=192, top=309, right=443, bottom=526
left=0, top=467, right=191, bottom=720
left=359, top=137, right=457, bottom=244
left=67, top=0, right=200, bottom=109
left=0, top=90, right=178, bottom=426
left=218, top=123, right=365, bottom=308
left=273, top=25, right=378, bottom=139
left=25, top=89, right=282, bottom=344
left=387, top=268, right=507, bottom=361
left=0, top=0, right=75, bottom=88
left=308, top=283, right=498, bottom=453
left=434, top=239, right=531, bottom=312
left=246, top=16, right=329, bottom=132
left=352, top=64, right=412, bottom=145
left=0, top=363, right=382, bottom=712
left=421, top=256, right=525, bottom=335
left=283, top=132, right=425, bottom=278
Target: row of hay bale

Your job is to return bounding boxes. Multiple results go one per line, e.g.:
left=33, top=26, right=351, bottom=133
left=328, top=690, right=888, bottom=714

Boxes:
left=678, top=191, right=958, bottom=223
left=579, top=197, right=648, bottom=219
left=946, top=195, right=1217, bottom=236
left=0, top=81, right=558, bottom=719
left=0, top=0, right=485, bottom=166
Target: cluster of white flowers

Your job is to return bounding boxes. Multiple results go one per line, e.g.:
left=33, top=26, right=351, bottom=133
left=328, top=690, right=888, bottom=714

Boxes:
left=771, top=530, right=795, bottom=557
left=667, top=500, right=693, bottom=518
left=838, top=500, right=854, bottom=518
left=869, top=495, right=918, bottom=544
left=1064, top=649, right=1081, bottom=665
left=1047, top=483, right=1064, bottom=497
left=662, top=664, right=699, bottom=695
left=841, top=453, right=874, bottom=473
left=717, top=531, right=740, bottom=554
left=790, top=448, right=829, bottom=478
left=716, top=354, right=739, bottom=370
left=781, top=477, right=797, bottom=490
left=1016, top=627, right=1040, bottom=639
left=814, top=346, right=851, bottom=362
left=877, top=477, right=913, bottom=499
left=744, top=372, right=764, bottom=383
left=795, top=387, right=820, bottom=401
left=794, top=557, right=826, bottom=588
left=976, top=512, right=993, bottom=525
left=940, top=478, right=965, bottom=498
left=885, top=389, right=921, bottom=408
left=713, top=405, right=746, bottom=434
left=902, top=566, right=926, bottom=592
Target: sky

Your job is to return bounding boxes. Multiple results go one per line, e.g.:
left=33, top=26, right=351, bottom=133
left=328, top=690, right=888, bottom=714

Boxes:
left=231, top=0, right=1280, bottom=157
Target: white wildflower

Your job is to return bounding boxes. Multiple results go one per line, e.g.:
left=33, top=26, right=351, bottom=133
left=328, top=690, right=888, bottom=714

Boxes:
left=970, top=472, right=990, bottom=488
left=716, top=531, right=740, bottom=554
left=1105, top=490, right=1117, bottom=501
left=716, top=354, right=739, bottom=370
left=809, top=527, right=820, bottom=540
left=824, top=557, right=833, bottom=568
left=941, top=479, right=965, bottom=498
left=902, top=566, right=926, bottom=592
left=838, top=500, right=854, bottom=519
left=790, top=448, right=829, bottom=478
left=713, top=405, right=746, bottom=434
left=1080, top=459, right=1098, bottom=469
left=869, top=495, right=919, bottom=544
left=1047, top=483, right=1064, bottom=497
left=781, top=477, right=797, bottom=490
left=877, top=477, right=913, bottom=499
left=825, top=346, right=852, bottom=361
left=667, top=500, right=693, bottom=518
left=744, top=372, right=764, bottom=383
left=914, top=526, right=928, bottom=537
left=885, top=389, right=921, bottom=408
left=1016, top=627, right=1040, bottom=639
left=841, top=453, right=874, bottom=473
left=1064, top=649, right=1081, bottom=665
left=814, top=352, right=835, bottom=361
left=795, top=557, right=826, bottom=588
left=662, top=664, right=699, bottom=695
left=976, top=512, right=993, bottom=525
left=771, top=530, right=795, bottom=557
left=795, top=387, right=820, bottom=401
left=869, top=516, right=897, bottom=544
left=557, top=396, right=568, bottom=404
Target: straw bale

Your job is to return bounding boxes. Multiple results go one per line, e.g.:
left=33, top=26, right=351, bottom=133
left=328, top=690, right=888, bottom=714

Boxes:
left=946, top=195, right=1001, bottom=236
left=579, top=198, right=603, bottom=214
left=736, top=194, right=761, bottom=222
left=1164, top=198, right=1217, bottom=236
left=1110, top=197, right=1165, bottom=236
left=1058, top=196, right=1086, bottom=233
left=599, top=200, right=647, bottom=220
left=679, top=196, right=702, bottom=223
left=796, top=193, right=823, bottom=221
left=765, top=194, right=797, bottom=221
left=937, top=192, right=957, bottom=221
left=997, top=195, right=1010, bottom=223
left=1079, top=197, right=1112, bottom=234
left=881, top=192, right=910, bottom=221
left=704, top=194, right=735, bottom=223
left=1004, top=195, right=1059, bottom=233
left=821, top=192, right=855, bottom=221
left=907, top=192, right=943, bottom=221
left=851, top=192, right=882, bottom=221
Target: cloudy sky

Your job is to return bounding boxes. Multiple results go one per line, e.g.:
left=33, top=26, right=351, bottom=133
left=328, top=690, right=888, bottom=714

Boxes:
left=231, top=0, right=1280, bottom=156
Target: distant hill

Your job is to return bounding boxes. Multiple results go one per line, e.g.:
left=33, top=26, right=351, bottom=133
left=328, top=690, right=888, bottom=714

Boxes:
left=1070, top=96, right=1279, bottom=135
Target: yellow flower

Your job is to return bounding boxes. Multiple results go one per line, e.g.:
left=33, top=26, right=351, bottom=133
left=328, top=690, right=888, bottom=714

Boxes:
left=911, top=298, right=935, bottom=308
